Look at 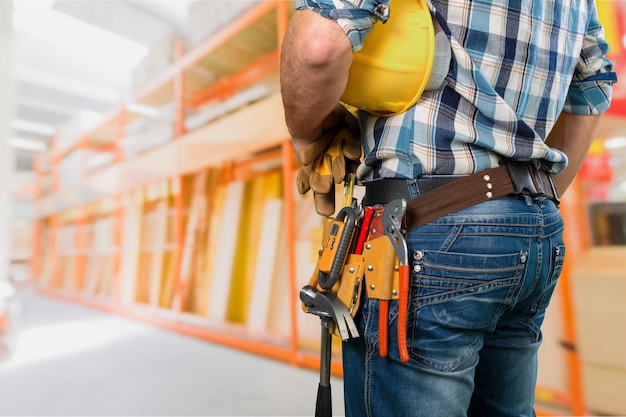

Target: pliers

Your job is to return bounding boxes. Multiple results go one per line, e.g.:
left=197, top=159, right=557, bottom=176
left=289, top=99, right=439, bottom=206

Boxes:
left=381, top=199, right=410, bottom=362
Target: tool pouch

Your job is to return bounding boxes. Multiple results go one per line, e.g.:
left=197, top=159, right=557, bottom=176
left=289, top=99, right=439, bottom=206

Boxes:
left=362, top=235, right=400, bottom=301
left=302, top=218, right=365, bottom=338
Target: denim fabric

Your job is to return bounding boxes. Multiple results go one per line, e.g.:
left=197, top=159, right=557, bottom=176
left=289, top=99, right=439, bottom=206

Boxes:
left=343, top=195, right=565, bottom=417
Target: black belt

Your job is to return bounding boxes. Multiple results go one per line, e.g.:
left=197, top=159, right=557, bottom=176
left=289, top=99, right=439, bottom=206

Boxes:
left=363, top=162, right=560, bottom=230
left=362, top=176, right=465, bottom=206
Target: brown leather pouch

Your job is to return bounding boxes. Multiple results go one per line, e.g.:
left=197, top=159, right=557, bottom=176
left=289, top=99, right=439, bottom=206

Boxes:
left=362, top=235, right=399, bottom=301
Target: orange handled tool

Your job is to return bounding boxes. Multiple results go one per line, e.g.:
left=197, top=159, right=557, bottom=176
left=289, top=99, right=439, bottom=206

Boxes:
left=382, top=199, right=410, bottom=363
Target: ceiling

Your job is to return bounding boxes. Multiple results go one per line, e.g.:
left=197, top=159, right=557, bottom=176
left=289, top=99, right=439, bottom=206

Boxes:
left=9, top=0, right=258, bottom=171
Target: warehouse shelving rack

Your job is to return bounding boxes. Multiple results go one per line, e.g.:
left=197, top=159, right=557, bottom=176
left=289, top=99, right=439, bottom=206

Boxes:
left=30, top=0, right=593, bottom=413
left=30, top=0, right=342, bottom=372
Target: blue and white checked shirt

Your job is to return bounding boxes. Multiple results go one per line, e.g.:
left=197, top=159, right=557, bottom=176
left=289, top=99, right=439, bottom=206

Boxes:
left=295, top=0, right=616, bottom=181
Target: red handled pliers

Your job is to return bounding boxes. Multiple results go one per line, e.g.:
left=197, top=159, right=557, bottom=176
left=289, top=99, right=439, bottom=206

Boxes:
left=381, top=199, right=410, bottom=362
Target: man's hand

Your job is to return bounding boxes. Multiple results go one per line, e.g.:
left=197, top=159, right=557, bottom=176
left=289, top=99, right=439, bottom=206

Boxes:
left=296, top=126, right=361, bottom=216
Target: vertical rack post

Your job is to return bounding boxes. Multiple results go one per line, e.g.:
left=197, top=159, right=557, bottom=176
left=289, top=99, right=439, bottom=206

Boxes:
left=173, top=37, right=186, bottom=314
left=75, top=205, right=87, bottom=292
left=112, top=107, right=127, bottom=305
left=556, top=176, right=589, bottom=416
left=275, top=0, right=299, bottom=364
left=30, top=156, right=43, bottom=283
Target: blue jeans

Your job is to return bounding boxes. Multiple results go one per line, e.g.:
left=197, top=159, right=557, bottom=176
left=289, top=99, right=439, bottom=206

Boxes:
left=343, top=195, right=565, bottom=417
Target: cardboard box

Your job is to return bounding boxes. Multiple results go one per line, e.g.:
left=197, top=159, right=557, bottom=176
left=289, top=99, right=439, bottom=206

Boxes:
left=572, top=246, right=626, bottom=415
left=582, top=363, right=626, bottom=416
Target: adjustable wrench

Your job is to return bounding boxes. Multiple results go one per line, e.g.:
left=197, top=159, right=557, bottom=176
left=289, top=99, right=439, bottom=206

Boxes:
left=382, top=199, right=410, bottom=363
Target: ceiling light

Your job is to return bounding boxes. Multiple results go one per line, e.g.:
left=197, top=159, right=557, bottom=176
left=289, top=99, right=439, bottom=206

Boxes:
left=16, top=97, right=77, bottom=116
left=9, top=137, right=48, bottom=152
left=13, top=3, right=149, bottom=73
left=11, top=119, right=57, bottom=136
left=604, top=137, right=626, bottom=150
left=16, top=66, right=119, bottom=104
left=126, top=102, right=159, bottom=118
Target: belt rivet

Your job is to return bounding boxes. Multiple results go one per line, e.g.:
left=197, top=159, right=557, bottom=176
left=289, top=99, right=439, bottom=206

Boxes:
left=483, top=175, right=491, bottom=181
left=349, top=267, right=356, bottom=273
left=392, top=290, right=398, bottom=296
left=487, top=183, right=493, bottom=190
left=394, top=265, right=399, bottom=271
left=486, top=191, right=493, bottom=199
left=370, top=284, right=376, bottom=290
left=371, top=228, right=377, bottom=234
left=365, top=243, right=372, bottom=250
left=368, top=265, right=374, bottom=271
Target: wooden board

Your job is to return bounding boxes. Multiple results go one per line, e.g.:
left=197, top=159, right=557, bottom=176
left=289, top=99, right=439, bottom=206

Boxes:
left=225, top=178, right=259, bottom=323
left=158, top=200, right=178, bottom=309
left=195, top=175, right=228, bottom=316
left=38, top=226, right=55, bottom=287
left=249, top=198, right=285, bottom=333
left=188, top=168, right=221, bottom=314
left=175, top=171, right=209, bottom=312
left=95, top=254, right=116, bottom=297
left=148, top=199, right=169, bottom=307
left=225, top=171, right=281, bottom=324
left=206, top=180, right=245, bottom=321
left=119, top=194, right=142, bottom=304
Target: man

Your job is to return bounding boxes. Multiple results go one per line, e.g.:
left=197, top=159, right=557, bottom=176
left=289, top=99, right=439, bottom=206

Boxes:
left=280, top=0, right=616, bottom=416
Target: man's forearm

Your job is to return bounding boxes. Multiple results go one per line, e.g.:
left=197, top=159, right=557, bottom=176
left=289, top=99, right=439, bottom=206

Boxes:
left=280, top=9, right=353, bottom=150
left=545, top=111, right=604, bottom=195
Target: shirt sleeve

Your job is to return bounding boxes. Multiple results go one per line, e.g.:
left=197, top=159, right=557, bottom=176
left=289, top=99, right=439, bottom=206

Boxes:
left=563, top=3, right=617, bottom=115
left=295, top=0, right=390, bottom=51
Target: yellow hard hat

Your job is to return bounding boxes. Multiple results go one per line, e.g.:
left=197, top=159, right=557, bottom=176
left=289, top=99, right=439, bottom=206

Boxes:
left=341, top=0, right=436, bottom=116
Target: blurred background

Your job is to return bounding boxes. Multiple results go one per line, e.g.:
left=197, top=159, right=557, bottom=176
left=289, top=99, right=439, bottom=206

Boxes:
left=0, top=1, right=625, bottom=416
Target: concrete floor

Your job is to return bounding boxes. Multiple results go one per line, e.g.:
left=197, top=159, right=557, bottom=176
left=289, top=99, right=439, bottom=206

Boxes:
left=0, top=288, right=344, bottom=416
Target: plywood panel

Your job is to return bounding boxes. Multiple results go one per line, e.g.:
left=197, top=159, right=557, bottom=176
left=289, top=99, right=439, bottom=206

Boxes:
left=158, top=200, right=178, bottom=309
left=207, top=180, right=245, bottom=321
left=148, top=199, right=169, bottom=307
left=188, top=168, right=221, bottom=314
left=196, top=176, right=229, bottom=316
left=175, top=171, right=209, bottom=312
left=119, top=194, right=142, bottom=304
left=250, top=199, right=285, bottom=334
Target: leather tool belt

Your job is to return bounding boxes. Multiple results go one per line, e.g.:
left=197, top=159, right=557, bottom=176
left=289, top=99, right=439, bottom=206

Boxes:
left=363, top=161, right=560, bottom=231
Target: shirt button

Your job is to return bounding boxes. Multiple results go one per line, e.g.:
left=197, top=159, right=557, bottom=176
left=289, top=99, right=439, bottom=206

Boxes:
left=413, top=251, right=424, bottom=261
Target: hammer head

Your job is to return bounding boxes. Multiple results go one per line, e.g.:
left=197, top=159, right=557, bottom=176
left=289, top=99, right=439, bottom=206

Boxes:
left=300, top=285, right=359, bottom=341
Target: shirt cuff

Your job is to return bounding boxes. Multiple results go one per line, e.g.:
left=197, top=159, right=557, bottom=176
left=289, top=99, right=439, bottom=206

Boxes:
left=564, top=72, right=617, bottom=115
left=295, top=0, right=389, bottom=51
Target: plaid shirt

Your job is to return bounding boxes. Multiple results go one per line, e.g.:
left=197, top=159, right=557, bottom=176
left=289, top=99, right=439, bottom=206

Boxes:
left=295, top=0, right=616, bottom=180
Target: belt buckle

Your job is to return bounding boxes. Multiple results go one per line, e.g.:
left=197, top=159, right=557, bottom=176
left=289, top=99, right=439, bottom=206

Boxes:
left=504, top=161, right=545, bottom=198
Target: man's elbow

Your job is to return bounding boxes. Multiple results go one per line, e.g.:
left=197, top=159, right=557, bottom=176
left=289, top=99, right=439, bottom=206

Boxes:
left=284, top=10, right=352, bottom=69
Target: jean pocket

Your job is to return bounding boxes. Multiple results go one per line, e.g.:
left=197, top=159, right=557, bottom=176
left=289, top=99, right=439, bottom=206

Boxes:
left=531, top=244, right=566, bottom=314
left=405, top=250, right=527, bottom=372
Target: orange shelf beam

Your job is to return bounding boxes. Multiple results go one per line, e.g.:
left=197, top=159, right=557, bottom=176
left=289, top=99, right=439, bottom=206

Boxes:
left=186, top=50, right=279, bottom=108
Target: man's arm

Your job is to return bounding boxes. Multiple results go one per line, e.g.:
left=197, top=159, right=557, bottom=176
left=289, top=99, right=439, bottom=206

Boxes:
left=280, top=9, right=355, bottom=155
left=545, top=111, right=604, bottom=195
